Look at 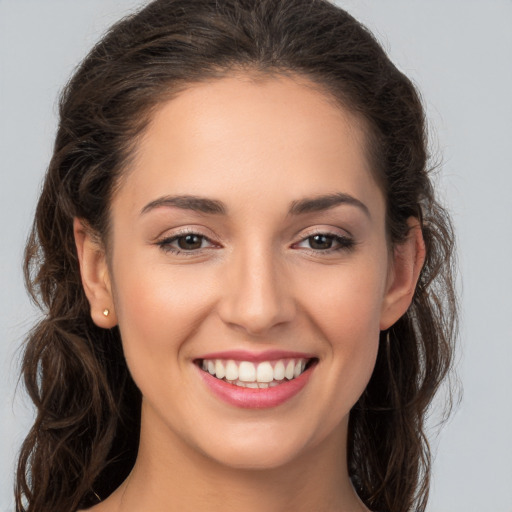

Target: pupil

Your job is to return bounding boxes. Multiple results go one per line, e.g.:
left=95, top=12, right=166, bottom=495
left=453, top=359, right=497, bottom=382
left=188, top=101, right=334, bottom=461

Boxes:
left=310, top=234, right=332, bottom=250
left=178, top=234, right=202, bottom=250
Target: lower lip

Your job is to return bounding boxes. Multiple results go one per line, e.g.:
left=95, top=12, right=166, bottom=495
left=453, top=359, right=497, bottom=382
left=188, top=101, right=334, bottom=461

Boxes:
left=197, top=363, right=315, bottom=409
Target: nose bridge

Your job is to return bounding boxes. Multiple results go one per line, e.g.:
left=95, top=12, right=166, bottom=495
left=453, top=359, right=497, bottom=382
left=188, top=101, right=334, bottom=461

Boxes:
left=218, top=239, right=295, bottom=335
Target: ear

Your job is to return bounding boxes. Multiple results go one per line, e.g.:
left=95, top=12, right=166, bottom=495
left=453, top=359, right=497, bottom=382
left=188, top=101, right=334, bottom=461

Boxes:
left=73, top=218, right=118, bottom=328
left=379, top=217, right=426, bottom=330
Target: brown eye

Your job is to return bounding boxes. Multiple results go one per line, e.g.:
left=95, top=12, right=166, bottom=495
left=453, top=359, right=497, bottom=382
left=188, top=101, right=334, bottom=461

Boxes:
left=177, top=234, right=204, bottom=250
left=294, top=232, right=355, bottom=253
left=308, top=234, right=334, bottom=250
left=157, top=232, right=216, bottom=254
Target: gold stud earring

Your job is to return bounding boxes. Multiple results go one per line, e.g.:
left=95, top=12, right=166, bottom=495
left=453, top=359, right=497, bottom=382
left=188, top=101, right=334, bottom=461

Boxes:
left=103, top=309, right=110, bottom=317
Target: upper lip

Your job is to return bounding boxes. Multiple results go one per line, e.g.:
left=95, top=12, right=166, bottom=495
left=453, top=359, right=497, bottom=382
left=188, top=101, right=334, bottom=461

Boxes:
left=195, top=349, right=317, bottom=363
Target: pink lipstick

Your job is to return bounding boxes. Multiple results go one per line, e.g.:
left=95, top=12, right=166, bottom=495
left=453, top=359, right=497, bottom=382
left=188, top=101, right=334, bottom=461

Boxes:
left=195, top=351, right=317, bottom=409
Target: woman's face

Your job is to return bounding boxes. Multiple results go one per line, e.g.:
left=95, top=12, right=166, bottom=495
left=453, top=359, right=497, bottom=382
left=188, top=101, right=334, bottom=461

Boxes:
left=84, top=73, right=414, bottom=470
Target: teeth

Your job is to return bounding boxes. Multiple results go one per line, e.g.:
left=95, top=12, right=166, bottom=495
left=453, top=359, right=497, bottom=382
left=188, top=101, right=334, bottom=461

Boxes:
left=200, top=357, right=311, bottom=385
left=225, top=380, right=282, bottom=389
left=239, top=361, right=256, bottom=382
left=285, top=360, right=295, bottom=380
left=256, top=361, right=274, bottom=383
left=294, top=360, right=302, bottom=378
left=273, top=360, right=285, bottom=381
left=215, top=360, right=225, bottom=379
left=225, top=360, right=238, bottom=381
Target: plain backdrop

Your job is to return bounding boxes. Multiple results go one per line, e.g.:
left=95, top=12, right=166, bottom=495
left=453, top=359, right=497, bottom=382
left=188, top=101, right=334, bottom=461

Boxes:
left=1, top=1, right=511, bottom=511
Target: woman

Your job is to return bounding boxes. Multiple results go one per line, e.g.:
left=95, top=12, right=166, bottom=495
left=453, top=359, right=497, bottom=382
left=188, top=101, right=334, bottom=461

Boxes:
left=15, top=0, right=457, bottom=511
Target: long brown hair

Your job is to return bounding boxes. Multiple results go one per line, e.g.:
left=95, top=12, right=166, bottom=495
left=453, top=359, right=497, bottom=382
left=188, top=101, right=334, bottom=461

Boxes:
left=16, top=1, right=458, bottom=511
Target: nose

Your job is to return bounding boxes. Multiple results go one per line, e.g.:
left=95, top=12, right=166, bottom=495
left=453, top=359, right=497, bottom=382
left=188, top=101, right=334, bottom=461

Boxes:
left=217, top=243, right=296, bottom=336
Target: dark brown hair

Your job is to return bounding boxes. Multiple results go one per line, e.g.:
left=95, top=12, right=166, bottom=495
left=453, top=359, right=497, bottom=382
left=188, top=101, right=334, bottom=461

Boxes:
left=16, top=1, right=457, bottom=511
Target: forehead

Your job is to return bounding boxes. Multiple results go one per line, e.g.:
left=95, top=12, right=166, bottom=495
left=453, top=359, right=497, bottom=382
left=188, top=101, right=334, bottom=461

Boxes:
left=115, top=73, right=384, bottom=219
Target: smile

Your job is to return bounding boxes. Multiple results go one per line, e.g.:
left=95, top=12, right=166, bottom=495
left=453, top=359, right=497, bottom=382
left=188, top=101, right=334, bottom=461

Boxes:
left=199, top=358, right=312, bottom=388
left=195, top=354, right=318, bottom=408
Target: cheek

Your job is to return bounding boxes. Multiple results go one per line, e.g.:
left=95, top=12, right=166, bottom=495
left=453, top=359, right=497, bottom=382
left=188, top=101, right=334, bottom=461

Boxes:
left=297, top=256, right=386, bottom=397
left=300, top=255, right=387, bottom=341
left=110, top=257, right=217, bottom=375
left=322, top=288, right=381, bottom=374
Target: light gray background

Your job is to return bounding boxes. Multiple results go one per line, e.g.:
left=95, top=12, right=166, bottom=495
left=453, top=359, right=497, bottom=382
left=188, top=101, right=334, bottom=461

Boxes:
left=1, top=1, right=511, bottom=511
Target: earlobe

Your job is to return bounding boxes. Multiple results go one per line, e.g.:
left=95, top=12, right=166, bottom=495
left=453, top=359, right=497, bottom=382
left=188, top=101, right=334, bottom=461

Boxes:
left=379, top=218, right=426, bottom=330
left=73, top=218, right=118, bottom=328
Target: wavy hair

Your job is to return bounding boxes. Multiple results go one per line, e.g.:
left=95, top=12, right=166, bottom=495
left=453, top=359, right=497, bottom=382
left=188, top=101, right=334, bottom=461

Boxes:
left=16, top=1, right=458, bottom=511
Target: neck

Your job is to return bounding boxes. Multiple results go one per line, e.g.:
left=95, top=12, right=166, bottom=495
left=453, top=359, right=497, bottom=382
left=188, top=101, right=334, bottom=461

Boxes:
left=107, top=403, right=367, bottom=512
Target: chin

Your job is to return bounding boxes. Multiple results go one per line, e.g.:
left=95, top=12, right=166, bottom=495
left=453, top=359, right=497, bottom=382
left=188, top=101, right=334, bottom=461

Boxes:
left=190, top=419, right=335, bottom=472
left=204, top=440, right=308, bottom=471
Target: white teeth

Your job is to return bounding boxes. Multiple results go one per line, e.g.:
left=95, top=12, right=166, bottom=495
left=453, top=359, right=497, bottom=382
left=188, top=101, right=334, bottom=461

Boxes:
left=225, top=360, right=238, bottom=381
left=239, top=361, right=256, bottom=382
left=273, top=360, right=285, bottom=381
left=285, top=360, right=295, bottom=380
left=256, top=361, right=274, bottom=383
left=200, top=357, right=312, bottom=385
left=293, top=360, right=302, bottom=378
left=215, top=360, right=225, bottom=379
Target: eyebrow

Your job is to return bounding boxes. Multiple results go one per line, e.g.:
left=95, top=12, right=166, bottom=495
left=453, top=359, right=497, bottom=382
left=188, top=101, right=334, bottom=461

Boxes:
left=288, top=193, right=370, bottom=218
left=140, top=195, right=226, bottom=215
left=140, top=192, right=370, bottom=218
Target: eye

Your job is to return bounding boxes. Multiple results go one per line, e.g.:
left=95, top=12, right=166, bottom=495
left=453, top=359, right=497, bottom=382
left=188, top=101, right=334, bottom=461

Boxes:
left=156, top=232, right=217, bottom=253
left=294, top=232, right=355, bottom=252
left=175, top=234, right=205, bottom=250
left=307, top=234, right=335, bottom=250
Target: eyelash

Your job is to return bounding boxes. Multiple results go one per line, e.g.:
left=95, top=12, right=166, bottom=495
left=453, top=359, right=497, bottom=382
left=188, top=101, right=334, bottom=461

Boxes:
left=155, top=230, right=355, bottom=255
left=156, top=229, right=218, bottom=255
left=293, top=231, right=356, bottom=254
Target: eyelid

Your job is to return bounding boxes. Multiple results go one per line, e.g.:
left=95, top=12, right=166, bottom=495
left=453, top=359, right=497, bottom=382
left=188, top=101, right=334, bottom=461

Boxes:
left=155, top=227, right=221, bottom=254
left=153, top=225, right=356, bottom=255
left=292, top=227, right=356, bottom=253
left=153, top=224, right=217, bottom=241
left=294, top=225, right=353, bottom=242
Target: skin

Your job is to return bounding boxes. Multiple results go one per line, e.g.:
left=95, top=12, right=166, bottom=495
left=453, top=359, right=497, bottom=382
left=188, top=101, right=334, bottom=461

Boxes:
left=75, top=73, right=425, bottom=512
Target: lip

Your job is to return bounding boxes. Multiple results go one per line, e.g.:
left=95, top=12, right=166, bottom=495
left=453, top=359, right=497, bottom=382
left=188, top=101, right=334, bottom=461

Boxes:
left=195, top=349, right=317, bottom=363
left=195, top=357, right=317, bottom=409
